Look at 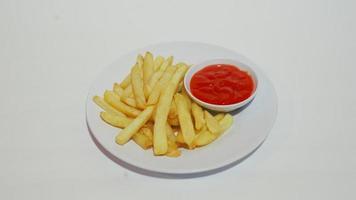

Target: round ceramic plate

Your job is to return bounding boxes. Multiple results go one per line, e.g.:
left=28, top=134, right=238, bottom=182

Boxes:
left=86, top=41, right=277, bottom=175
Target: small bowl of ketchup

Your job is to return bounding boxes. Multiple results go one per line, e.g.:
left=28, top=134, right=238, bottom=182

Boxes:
left=184, top=59, right=258, bottom=112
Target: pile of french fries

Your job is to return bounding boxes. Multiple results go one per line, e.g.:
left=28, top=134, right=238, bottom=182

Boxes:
left=93, top=52, right=233, bottom=157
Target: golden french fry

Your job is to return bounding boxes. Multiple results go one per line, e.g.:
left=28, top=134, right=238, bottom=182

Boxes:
left=214, top=113, right=225, bottom=121
left=194, top=130, right=216, bottom=147
left=104, top=90, right=141, bottom=117
left=147, top=66, right=176, bottom=105
left=131, top=63, right=146, bottom=109
left=154, top=56, right=164, bottom=71
left=113, top=83, right=124, bottom=96
left=204, top=110, right=221, bottom=134
left=175, top=93, right=195, bottom=148
left=191, top=102, right=205, bottom=130
left=137, top=54, right=144, bottom=69
left=141, top=127, right=153, bottom=141
left=168, top=101, right=177, bottom=119
left=144, top=57, right=173, bottom=98
left=132, top=130, right=152, bottom=150
left=219, top=114, right=233, bottom=133
left=93, top=96, right=126, bottom=117
left=121, top=96, right=137, bottom=108
left=143, top=52, right=154, bottom=84
left=166, top=140, right=181, bottom=157
left=100, top=112, right=133, bottom=128
left=182, top=88, right=192, bottom=110
left=177, top=81, right=184, bottom=92
left=116, top=106, right=154, bottom=145
left=153, top=65, right=189, bottom=155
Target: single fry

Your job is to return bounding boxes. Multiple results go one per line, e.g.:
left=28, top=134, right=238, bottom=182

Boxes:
left=194, top=130, right=216, bottom=147
left=132, top=130, right=152, bottom=150
left=182, top=88, right=192, bottom=110
left=153, top=65, right=189, bottom=155
left=143, top=52, right=154, bottom=84
left=204, top=110, right=221, bottom=134
left=147, top=66, right=176, bottom=105
left=113, top=83, right=124, bottom=96
left=175, top=93, right=195, bottom=148
left=131, top=63, right=146, bottom=109
left=93, top=96, right=126, bottom=117
left=104, top=90, right=141, bottom=117
left=214, top=113, right=225, bottom=121
left=166, top=140, right=181, bottom=157
left=121, top=96, right=137, bottom=108
left=100, top=112, right=133, bottom=128
left=154, top=56, right=164, bottom=71
left=116, top=106, right=154, bottom=145
left=191, top=102, right=205, bottom=130
left=166, top=123, right=176, bottom=142
left=175, top=129, right=184, bottom=144
left=218, top=114, right=233, bottom=133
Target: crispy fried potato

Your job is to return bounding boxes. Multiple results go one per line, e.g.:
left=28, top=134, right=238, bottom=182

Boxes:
left=168, top=117, right=180, bottom=126
left=116, top=106, right=154, bottom=145
left=147, top=66, right=176, bottom=105
left=214, top=113, right=225, bottom=121
left=131, top=63, right=146, bottom=109
left=175, top=129, right=184, bottom=144
left=182, top=88, right=192, bottom=111
left=143, top=52, right=154, bottom=84
left=104, top=90, right=141, bottom=117
left=218, top=114, right=233, bottom=133
left=175, top=93, right=195, bottom=148
left=121, top=96, right=137, bottom=108
left=165, top=123, right=176, bottom=142
left=191, top=102, right=205, bottom=130
left=100, top=112, right=133, bottom=128
left=154, top=56, right=164, bottom=71
left=113, top=83, right=124, bottom=96
left=144, top=57, right=174, bottom=98
left=166, top=140, right=181, bottom=157
left=93, top=96, right=126, bottom=117
left=204, top=110, right=221, bottom=135
left=120, top=75, right=131, bottom=89
left=133, top=130, right=152, bottom=150
left=153, top=65, right=189, bottom=155
left=194, top=130, right=216, bottom=147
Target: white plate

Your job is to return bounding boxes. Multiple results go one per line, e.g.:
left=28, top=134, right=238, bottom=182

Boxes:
left=86, top=41, right=277, bottom=175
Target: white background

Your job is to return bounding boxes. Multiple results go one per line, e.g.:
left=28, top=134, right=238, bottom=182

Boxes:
left=1, top=0, right=355, bottom=199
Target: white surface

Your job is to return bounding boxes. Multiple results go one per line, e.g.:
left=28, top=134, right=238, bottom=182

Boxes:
left=0, top=0, right=355, bottom=199
left=184, top=58, right=259, bottom=112
left=86, top=42, right=277, bottom=174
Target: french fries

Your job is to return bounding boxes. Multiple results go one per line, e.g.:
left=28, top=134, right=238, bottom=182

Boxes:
left=204, top=110, right=221, bottom=134
left=93, top=96, right=126, bottom=117
left=104, top=90, right=140, bottom=117
left=131, top=63, right=146, bottom=109
left=143, top=52, right=154, bottom=84
left=93, top=52, right=234, bottom=157
left=116, top=106, right=154, bottom=145
left=100, top=112, right=133, bottom=128
left=175, top=93, right=195, bottom=148
left=191, top=102, right=205, bottom=130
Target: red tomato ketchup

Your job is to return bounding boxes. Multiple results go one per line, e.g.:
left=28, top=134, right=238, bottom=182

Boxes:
left=190, top=64, right=254, bottom=105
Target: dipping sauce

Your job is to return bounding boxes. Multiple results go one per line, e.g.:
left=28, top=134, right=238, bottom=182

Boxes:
left=190, top=64, right=254, bottom=105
